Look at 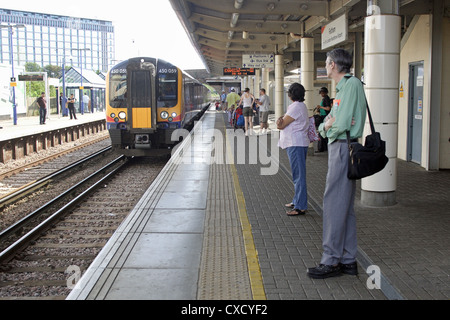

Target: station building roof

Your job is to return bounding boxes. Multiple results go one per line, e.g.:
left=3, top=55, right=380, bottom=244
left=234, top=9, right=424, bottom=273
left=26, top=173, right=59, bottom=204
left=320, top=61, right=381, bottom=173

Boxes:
left=169, top=0, right=434, bottom=76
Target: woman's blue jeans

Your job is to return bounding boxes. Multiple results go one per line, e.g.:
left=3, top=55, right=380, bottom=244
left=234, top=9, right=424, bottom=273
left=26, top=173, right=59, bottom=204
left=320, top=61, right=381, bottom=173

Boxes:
left=286, top=146, right=308, bottom=211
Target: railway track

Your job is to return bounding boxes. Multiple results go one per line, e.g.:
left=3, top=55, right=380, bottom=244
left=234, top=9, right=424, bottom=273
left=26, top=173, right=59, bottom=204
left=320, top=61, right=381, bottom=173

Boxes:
left=0, top=156, right=165, bottom=299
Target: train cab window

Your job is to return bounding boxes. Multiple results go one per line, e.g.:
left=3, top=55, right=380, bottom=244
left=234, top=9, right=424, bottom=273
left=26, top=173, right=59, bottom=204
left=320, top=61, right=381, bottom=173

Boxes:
left=109, top=73, right=127, bottom=108
left=158, top=73, right=177, bottom=108
left=130, top=70, right=152, bottom=107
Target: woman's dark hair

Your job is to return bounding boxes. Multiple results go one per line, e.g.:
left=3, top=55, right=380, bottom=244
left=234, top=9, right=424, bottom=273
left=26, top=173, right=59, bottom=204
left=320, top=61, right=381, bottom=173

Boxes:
left=288, top=83, right=305, bottom=102
left=244, top=88, right=250, bottom=93
left=326, top=48, right=353, bottom=74
left=319, top=87, right=328, bottom=94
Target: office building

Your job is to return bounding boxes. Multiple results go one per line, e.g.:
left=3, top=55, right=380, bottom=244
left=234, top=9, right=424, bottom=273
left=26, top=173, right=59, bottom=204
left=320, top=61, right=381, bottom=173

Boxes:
left=0, top=8, right=115, bottom=72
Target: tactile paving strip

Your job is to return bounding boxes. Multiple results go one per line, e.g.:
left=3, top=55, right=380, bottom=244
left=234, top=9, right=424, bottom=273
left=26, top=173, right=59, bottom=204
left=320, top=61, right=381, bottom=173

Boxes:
left=197, top=116, right=253, bottom=300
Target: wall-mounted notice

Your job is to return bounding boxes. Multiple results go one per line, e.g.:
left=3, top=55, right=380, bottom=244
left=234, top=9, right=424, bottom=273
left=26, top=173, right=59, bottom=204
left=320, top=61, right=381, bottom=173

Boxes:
left=321, top=13, right=348, bottom=50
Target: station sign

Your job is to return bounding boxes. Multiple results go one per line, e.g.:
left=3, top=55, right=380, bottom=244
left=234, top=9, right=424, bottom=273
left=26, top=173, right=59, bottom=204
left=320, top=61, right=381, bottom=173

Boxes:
left=223, top=67, right=255, bottom=76
left=321, top=13, right=348, bottom=50
left=242, top=54, right=274, bottom=68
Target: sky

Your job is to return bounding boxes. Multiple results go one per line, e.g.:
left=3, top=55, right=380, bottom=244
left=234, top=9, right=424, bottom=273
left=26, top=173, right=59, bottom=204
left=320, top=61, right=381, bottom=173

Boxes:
left=2, top=0, right=206, bottom=70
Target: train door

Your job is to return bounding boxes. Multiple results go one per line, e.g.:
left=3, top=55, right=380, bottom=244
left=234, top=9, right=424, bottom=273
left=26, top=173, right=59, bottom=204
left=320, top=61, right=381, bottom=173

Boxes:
left=407, top=62, right=424, bottom=164
left=127, top=59, right=156, bottom=129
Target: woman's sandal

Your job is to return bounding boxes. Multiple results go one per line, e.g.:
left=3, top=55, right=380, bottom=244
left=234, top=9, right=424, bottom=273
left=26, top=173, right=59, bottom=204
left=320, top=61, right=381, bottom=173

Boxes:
left=286, top=209, right=306, bottom=216
left=285, top=203, right=295, bottom=208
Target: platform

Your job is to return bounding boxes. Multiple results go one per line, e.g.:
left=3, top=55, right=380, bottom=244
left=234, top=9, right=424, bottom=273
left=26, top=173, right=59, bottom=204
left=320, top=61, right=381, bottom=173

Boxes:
left=0, top=112, right=106, bottom=163
left=66, top=106, right=450, bottom=301
left=0, top=112, right=105, bottom=142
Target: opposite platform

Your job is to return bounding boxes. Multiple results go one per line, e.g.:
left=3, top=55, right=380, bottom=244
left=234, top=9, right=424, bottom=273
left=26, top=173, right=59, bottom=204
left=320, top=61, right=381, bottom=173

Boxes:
left=0, top=113, right=105, bottom=142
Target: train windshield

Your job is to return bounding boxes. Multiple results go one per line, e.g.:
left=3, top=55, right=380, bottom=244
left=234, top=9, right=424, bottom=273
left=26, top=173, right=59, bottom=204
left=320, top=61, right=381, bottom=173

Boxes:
left=158, top=73, right=177, bottom=108
left=109, top=73, right=127, bottom=108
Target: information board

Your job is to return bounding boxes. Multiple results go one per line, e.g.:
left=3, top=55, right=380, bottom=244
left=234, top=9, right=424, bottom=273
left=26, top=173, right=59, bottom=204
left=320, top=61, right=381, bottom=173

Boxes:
left=223, top=68, right=255, bottom=76
left=242, top=54, right=274, bottom=68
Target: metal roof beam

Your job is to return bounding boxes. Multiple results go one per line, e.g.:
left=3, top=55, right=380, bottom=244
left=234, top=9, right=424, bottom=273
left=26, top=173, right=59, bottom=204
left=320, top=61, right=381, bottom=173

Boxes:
left=194, top=27, right=289, bottom=44
left=198, top=38, right=277, bottom=52
left=190, top=12, right=303, bottom=34
left=186, top=0, right=328, bottom=16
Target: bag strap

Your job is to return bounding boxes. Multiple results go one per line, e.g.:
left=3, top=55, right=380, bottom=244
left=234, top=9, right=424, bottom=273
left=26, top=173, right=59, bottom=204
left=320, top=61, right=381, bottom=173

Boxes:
left=347, top=79, right=376, bottom=145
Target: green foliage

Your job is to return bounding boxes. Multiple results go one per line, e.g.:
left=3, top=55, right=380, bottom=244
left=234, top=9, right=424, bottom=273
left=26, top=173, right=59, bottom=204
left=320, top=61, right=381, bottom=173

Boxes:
left=24, top=63, right=59, bottom=98
left=25, top=62, right=42, bottom=73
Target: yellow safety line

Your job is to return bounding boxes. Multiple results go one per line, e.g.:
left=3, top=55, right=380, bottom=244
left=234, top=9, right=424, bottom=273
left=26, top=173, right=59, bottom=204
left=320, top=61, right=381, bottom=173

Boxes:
left=225, top=125, right=266, bottom=300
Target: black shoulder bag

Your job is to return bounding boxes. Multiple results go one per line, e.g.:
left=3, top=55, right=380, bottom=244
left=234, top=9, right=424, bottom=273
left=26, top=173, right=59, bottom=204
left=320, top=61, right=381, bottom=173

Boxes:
left=346, top=99, right=389, bottom=180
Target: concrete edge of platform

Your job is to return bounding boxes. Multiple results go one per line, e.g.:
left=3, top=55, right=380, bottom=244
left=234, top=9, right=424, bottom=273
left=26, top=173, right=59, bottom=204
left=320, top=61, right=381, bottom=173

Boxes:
left=66, top=118, right=205, bottom=300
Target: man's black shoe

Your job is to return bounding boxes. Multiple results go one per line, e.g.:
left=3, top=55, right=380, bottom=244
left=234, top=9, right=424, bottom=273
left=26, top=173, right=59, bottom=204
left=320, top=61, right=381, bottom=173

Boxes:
left=340, top=262, right=358, bottom=275
left=307, top=264, right=342, bottom=279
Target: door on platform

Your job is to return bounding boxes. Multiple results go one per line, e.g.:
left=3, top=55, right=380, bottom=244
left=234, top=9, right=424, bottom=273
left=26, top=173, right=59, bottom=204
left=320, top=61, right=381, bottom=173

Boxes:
left=407, top=62, right=424, bottom=164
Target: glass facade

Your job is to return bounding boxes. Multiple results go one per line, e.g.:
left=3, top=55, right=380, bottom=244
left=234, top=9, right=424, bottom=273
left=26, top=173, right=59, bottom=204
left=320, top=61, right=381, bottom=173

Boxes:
left=0, top=8, right=115, bottom=72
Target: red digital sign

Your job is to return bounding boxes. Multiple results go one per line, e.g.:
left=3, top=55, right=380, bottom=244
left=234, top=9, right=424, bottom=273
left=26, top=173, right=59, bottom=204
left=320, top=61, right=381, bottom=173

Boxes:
left=223, top=68, right=255, bottom=76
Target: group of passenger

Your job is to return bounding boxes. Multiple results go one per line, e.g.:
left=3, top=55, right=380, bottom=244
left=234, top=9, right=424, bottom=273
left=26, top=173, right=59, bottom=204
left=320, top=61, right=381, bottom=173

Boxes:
left=221, top=48, right=366, bottom=280
left=220, top=87, right=271, bottom=136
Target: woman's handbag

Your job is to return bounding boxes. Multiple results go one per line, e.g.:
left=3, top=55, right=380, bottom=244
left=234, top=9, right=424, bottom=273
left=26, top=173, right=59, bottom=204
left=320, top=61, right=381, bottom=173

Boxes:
left=308, top=116, right=320, bottom=143
left=347, top=100, right=388, bottom=180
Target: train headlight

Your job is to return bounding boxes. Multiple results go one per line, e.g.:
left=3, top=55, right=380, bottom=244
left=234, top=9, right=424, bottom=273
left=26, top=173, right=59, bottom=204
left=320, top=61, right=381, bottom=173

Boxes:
left=110, top=113, right=116, bottom=118
left=161, top=111, right=169, bottom=119
left=171, top=112, right=177, bottom=118
left=118, top=111, right=126, bottom=120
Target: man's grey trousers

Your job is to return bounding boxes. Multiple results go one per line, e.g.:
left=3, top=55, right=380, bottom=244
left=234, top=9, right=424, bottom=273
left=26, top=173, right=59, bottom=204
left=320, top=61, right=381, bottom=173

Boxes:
left=320, top=140, right=357, bottom=266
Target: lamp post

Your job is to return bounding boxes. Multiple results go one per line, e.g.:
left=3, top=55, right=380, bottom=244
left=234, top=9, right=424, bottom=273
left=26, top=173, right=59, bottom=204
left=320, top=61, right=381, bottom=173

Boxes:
left=71, top=48, right=90, bottom=115
left=0, top=24, right=26, bottom=126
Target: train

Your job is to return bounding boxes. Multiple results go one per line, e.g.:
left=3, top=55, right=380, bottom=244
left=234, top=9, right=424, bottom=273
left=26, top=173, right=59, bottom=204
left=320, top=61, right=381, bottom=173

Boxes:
left=106, top=57, right=214, bottom=156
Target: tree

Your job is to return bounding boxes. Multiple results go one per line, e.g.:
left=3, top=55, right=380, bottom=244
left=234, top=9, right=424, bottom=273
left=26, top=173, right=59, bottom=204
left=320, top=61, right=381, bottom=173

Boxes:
left=24, top=63, right=44, bottom=98
left=43, top=65, right=62, bottom=78
left=25, top=62, right=42, bottom=73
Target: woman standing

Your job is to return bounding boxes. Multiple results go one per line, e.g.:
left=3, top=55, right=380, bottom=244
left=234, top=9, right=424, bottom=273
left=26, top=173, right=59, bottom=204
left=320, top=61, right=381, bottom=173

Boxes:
left=277, top=83, right=310, bottom=216
left=238, top=88, right=255, bottom=136
left=316, top=87, right=332, bottom=152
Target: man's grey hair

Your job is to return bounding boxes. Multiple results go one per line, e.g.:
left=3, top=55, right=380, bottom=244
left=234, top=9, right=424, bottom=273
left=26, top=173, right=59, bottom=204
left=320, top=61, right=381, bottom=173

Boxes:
left=327, top=48, right=353, bottom=74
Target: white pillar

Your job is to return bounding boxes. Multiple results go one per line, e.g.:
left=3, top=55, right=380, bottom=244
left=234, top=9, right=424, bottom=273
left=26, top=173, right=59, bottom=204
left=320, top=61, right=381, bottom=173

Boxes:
left=261, top=68, right=269, bottom=94
left=301, top=37, right=314, bottom=115
left=362, top=12, right=400, bottom=206
left=241, top=77, right=245, bottom=93
left=275, top=55, right=284, bottom=121
left=331, top=79, right=337, bottom=100
left=254, top=69, right=260, bottom=98
left=248, top=76, right=254, bottom=95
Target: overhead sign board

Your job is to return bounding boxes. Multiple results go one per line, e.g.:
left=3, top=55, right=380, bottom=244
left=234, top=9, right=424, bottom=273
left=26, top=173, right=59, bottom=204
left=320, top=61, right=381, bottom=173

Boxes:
left=242, top=54, right=274, bottom=68
left=321, top=13, right=348, bottom=50
left=223, top=67, right=255, bottom=76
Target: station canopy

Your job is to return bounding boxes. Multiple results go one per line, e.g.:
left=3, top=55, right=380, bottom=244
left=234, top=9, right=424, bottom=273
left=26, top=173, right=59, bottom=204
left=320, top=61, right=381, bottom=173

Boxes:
left=169, top=0, right=433, bottom=76
left=61, top=67, right=105, bottom=89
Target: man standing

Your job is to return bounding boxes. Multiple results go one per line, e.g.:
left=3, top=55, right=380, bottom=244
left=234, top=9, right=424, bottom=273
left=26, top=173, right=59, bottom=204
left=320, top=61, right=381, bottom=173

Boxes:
left=67, top=94, right=78, bottom=120
left=256, top=88, right=271, bottom=134
left=83, top=93, right=91, bottom=113
left=37, top=92, right=47, bottom=125
left=307, top=48, right=367, bottom=279
left=226, top=88, right=240, bottom=110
